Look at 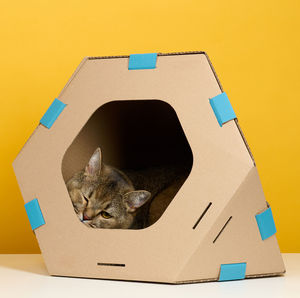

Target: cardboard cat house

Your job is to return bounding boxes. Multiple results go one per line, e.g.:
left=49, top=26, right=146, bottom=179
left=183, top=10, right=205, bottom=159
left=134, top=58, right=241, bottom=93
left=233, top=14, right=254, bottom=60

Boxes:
left=13, top=52, right=285, bottom=283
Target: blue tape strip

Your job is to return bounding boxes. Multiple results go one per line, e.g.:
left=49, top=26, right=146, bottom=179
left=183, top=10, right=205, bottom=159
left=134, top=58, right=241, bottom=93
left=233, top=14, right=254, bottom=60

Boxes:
left=209, top=92, right=236, bottom=127
left=219, top=262, right=247, bottom=281
left=24, top=198, right=45, bottom=230
left=255, top=207, right=277, bottom=240
left=40, top=98, right=66, bottom=129
left=128, top=53, right=157, bottom=70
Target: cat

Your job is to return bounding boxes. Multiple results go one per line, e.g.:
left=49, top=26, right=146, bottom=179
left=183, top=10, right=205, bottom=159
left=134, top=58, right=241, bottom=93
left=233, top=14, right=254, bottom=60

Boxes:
left=66, top=148, right=152, bottom=229
left=66, top=147, right=190, bottom=229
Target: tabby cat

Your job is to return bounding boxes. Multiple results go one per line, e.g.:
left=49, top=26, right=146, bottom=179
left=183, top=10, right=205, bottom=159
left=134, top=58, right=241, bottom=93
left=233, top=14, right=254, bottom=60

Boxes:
left=66, top=147, right=188, bottom=229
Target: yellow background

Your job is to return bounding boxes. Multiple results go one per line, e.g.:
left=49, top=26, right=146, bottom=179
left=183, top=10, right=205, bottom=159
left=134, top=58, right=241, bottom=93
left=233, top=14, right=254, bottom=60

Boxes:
left=0, top=0, right=299, bottom=253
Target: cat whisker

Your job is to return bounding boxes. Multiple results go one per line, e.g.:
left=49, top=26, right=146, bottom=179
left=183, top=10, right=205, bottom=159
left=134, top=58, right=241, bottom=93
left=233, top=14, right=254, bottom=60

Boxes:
left=78, top=212, right=83, bottom=221
left=82, top=219, right=93, bottom=228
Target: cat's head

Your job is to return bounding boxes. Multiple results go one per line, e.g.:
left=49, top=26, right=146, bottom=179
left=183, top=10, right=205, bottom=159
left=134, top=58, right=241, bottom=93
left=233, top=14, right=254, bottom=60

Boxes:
left=66, top=148, right=151, bottom=229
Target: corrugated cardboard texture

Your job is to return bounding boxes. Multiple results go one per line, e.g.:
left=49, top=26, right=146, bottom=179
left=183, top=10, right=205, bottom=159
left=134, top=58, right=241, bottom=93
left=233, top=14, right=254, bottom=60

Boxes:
left=13, top=52, right=285, bottom=283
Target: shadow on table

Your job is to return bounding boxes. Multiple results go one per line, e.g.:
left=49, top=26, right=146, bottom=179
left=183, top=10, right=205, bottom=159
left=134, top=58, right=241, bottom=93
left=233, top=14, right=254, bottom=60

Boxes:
left=0, top=254, right=48, bottom=276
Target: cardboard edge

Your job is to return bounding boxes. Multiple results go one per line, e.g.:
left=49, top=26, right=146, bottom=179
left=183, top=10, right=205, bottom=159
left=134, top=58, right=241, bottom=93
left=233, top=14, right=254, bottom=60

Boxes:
left=87, top=51, right=207, bottom=60
left=58, top=57, right=89, bottom=98
left=203, top=52, right=256, bottom=166
left=50, top=270, right=285, bottom=285
left=50, top=274, right=176, bottom=285
left=234, top=119, right=256, bottom=166
left=12, top=126, right=39, bottom=170
left=174, top=271, right=285, bottom=284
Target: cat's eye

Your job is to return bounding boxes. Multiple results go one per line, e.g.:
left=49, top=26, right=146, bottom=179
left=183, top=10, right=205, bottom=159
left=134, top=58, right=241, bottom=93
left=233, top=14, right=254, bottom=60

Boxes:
left=100, top=211, right=112, bottom=219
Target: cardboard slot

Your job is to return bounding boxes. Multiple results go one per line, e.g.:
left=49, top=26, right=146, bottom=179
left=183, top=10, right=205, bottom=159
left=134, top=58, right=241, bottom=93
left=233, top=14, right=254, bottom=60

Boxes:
left=213, top=216, right=232, bottom=243
left=62, top=99, right=193, bottom=228
left=192, top=202, right=212, bottom=230
left=97, top=263, right=125, bottom=267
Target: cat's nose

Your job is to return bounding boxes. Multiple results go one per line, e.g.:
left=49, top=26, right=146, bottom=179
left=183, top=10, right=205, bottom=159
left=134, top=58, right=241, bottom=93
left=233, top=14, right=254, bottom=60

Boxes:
left=83, top=213, right=90, bottom=221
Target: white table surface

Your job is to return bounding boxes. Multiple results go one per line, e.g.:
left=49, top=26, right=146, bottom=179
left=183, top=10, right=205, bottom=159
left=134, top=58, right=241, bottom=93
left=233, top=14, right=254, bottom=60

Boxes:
left=0, top=253, right=299, bottom=298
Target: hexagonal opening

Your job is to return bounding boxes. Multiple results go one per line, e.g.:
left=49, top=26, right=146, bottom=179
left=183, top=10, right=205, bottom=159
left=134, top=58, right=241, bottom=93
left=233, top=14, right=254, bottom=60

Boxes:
left=62, top=100, right=193, bottom=229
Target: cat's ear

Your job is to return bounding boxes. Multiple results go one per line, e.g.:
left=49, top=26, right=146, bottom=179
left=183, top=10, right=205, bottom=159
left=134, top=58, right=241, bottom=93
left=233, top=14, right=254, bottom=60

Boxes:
left=85, top=147, right=102, bottom=177
left=124, top=190, right=151, bottom=213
